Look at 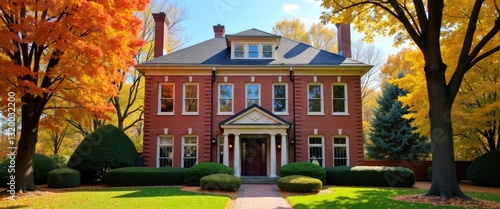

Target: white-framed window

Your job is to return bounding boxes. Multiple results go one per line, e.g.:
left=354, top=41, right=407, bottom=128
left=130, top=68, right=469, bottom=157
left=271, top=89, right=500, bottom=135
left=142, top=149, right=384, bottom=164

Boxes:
left=158, top=83, right=174, bottom=114
left=231, top=43, right=276, bottom=59
left=308, top=136, right=324, bottom=167
left=248, top=44, right=259, bottom=58
left=333, top=136, right=349, bottom=166
left=218, top=83, right=233, bottom=114
left=262, top=44, right=273, bottom=58
left=234, top=44, right=244, bottom=58
left=332, top=83, right=348, bottom=114
left=272, top=83, right=287, bottom=114
left=246, top=83, right=260, bottom=107
left=183, top=83, right=198, bottom=114
left=308, top=83, right=324, bottom=115
left=157, top=135, right=173, bottom=167
left=182, top=135, right=197, bottom=168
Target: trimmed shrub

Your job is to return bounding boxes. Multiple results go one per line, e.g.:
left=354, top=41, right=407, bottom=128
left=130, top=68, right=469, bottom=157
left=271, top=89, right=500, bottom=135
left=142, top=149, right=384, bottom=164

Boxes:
left=51, top=154, right=69, bottom=165
left=280, top=162, right=326, bottom=184
left=47, top=168, right=81, bottom=188
left=106, top=167, right=186, bottom=186
left=68, top=124, right=138, bottom=182
left=467, top=151, right=500, bottom=187
left=184, top=162, right=233, bottom=186
left=277, top=175, right=322, bottom=192
left=325, top=166, right=415, bottom=187
left=427, top=166, right=433, bottom=181
left=200, top=174, right=241, bottom=191
left=0, top=153, right=58, bottom=187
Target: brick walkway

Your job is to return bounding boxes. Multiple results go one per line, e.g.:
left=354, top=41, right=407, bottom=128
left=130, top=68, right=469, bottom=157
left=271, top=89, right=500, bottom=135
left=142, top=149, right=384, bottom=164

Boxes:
left=233, top=184, right=292, bottom=209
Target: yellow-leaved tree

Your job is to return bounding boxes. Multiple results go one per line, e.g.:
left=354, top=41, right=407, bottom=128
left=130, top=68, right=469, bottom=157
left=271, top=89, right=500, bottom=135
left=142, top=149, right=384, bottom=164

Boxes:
left=321, top=0, right=500, bottom=199
left=0, top=0, right=148, bottom=192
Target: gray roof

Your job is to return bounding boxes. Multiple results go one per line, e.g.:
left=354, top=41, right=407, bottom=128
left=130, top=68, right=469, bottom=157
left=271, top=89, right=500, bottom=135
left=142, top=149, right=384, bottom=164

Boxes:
left=142, top=28, right=366, bottom=66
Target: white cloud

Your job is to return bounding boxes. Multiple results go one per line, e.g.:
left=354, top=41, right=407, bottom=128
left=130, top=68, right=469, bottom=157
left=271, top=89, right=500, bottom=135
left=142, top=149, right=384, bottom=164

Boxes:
left=282, top=3, right=300, bottom=14
left=305, top=0, right=322, bottom=5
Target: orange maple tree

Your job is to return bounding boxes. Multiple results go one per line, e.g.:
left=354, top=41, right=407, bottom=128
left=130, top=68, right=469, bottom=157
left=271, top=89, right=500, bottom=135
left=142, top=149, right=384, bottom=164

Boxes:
left=0, top=0, right=148, bottom=192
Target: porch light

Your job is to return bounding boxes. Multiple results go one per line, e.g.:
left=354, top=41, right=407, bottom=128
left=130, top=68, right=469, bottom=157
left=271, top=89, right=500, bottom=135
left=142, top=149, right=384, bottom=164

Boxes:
left=229, top=143, right=233, bottom=149
left=211, top=138, right=216, bottom=144
left=290, top=138, right=295, bottom=144
left=277, top=144, right=282, bottom=149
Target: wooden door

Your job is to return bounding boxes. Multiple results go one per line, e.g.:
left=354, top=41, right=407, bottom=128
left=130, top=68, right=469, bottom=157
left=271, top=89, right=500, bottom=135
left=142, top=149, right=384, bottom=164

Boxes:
left=241, top=138, right=266, bottom=175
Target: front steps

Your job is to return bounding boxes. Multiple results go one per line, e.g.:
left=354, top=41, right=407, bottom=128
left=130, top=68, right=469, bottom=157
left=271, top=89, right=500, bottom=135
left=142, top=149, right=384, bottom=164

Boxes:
left=240, top=176, right=279, bottom=184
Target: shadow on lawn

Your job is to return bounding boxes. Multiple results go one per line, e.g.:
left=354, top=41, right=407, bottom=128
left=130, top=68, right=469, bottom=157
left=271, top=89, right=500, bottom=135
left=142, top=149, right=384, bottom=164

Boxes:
left=292, top=187, right=418, bottom=209
left=63, top=186, right=221, bottom=199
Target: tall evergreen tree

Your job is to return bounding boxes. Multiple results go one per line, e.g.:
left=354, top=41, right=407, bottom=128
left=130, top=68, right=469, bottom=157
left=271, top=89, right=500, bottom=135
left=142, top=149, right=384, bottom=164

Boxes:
left=367, top=75, right=430, bottom=160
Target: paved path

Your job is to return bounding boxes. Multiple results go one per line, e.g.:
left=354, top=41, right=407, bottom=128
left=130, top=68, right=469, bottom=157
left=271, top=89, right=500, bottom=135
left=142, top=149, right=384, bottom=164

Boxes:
left=233, top=184, right=292, bottom=209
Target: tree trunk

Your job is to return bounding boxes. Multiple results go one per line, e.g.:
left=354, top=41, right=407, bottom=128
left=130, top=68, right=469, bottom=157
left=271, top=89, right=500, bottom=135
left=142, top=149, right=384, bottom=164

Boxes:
left=15, top=97, right=40, bottom=193
left=424, top=63, right=468, bottom=199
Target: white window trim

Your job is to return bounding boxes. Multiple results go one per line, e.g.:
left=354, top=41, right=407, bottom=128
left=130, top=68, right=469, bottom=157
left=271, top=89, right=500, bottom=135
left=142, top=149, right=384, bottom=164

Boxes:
left=181, top=135, right=198, bottom=168
left=218, top=83, right=234, bottom=115
left=231, top=43, right=276, bottom=59
left=245, top=83, right=261, bottom=108
left=157, top=135, right=173, bottom=168
left=272, top=83, right=288, bottom=115
left=307, top=83, right=324, bottom=115
left=332, top=83, right=349, bottom=115
left=182, top=82, right=199, bottom=115
left=333, top=136, right=350, bottom=166
left=158, top=83, right=175, bottom=115
left=308, top=135, right=325, bottom=167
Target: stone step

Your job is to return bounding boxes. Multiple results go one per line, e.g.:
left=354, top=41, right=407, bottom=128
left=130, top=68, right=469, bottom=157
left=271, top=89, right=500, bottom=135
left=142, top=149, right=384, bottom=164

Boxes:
left=240, top=176, right=279, bottom=184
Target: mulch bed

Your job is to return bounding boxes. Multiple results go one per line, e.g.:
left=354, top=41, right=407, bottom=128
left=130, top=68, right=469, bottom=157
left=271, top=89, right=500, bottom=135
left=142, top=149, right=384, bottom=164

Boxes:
left=393, top=194, right=500, bottom=208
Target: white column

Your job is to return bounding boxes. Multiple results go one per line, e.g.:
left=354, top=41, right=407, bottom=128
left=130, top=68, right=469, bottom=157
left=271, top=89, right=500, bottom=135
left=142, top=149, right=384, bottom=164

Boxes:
left=223, top=133, right=229, bottom=166
left=270, top=134, right=277, bottom=177
left=234, top=134, right=241, bottom=177
left=281, top=133, right=288, bottom=166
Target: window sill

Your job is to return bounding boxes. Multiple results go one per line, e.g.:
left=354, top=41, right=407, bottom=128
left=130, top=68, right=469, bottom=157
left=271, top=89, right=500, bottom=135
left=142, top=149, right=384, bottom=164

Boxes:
left=332, top=112, right=349, bottom=116
left=182, top=113, right=199, bottom=116
left=157, top=112, right=175, bottom=116
left=217, top=112, right=234, bottom=116
left=273, top=112, right=289, bottom=115
left=307, top=112, right=325, bottom=116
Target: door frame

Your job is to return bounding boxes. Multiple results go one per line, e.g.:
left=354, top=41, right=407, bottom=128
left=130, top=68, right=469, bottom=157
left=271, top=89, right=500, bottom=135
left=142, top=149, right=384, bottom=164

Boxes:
left=240, top=134, right=269, bottom=176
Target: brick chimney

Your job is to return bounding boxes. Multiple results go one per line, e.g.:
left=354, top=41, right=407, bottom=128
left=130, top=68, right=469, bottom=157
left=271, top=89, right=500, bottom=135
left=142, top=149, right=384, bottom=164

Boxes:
left=152, top=12, right=170, bottom=58
left=213, top=24, right=225, bottom=38
left=336, top=24, right=352, bottom=58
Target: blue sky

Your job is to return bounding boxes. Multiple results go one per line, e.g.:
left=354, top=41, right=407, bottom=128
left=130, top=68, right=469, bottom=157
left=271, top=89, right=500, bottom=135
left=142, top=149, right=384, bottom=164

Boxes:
left=167, top=0, right=399, bottom=59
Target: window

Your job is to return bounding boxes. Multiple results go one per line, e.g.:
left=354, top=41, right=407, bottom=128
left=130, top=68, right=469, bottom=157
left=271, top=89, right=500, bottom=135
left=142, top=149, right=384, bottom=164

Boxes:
left=159, top=83, right=174, bottom=114
left=157, top=136, right=173, bottom=167
left=248, top=44, right=259, bottom=58
left=332, top=84, right=348, bottom=114
left=263, top=44, right=273, bottom=58
left=246, top=83, right=260, bottom=107
left=234, top=44, right=244, bottom=58
left=309, top=137, right=324, bottom=167
left=231, top=43, right=275, bottom=59
left=183, top=83, right=198, bottom=114
left=308, top=83, right=323, bottom=114
left=219, top=84, right=233, bottom=114
left=333, top=137, right=349, bottom=166
left=273, top=83, right=287, bottom=114
left=182, top=136, right=197, bottom=168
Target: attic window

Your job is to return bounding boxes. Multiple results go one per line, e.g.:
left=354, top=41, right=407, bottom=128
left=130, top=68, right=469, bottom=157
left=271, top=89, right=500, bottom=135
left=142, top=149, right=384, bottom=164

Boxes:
left=231, top=43, right=275, bottom=59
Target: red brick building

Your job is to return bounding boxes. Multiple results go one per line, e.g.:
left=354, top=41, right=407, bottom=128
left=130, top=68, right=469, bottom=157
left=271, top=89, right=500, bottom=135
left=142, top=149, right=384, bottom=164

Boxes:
left=136, top=13, right=372, bottom=177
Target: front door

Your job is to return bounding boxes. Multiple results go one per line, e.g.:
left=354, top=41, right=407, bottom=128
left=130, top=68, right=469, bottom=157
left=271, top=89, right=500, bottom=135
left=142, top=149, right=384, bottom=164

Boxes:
left=241, top=138, right=266, bottom=175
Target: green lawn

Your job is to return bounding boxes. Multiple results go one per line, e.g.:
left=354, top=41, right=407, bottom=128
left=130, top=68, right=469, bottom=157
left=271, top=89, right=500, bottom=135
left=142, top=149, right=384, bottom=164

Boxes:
left=287, top=187, right=500, bottom=209
left=1, top=187, right=229, bottom=209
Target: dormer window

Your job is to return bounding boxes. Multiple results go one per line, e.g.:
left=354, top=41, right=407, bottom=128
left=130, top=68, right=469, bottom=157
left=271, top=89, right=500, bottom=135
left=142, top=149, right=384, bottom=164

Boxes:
left=231, top=43, right=275, bottom=59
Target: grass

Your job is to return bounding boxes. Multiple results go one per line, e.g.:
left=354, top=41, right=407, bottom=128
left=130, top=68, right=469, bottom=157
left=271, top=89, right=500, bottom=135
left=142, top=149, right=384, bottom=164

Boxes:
left=0, top=187, right=229, bottom=209
left=287, top=187, right=500, bottom=209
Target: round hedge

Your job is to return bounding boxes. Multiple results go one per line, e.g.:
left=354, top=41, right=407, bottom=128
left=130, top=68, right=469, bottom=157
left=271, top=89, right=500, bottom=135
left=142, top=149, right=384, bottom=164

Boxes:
left=277, top=175, right=322, bottom=192
left=200, top=174, right=242, bottom=191
left=68, top=124, right=138, bottom=182
left=47, top=168, right=81, bottom=188
left=0, top=153, right=58, bottom=187
left=467, top=151, right=500, bottom=187
left=184, top=162, right=233, bottom=186
left=280, top=162, right=326, bottom=184
left=106, top=167, right=186, bottom=186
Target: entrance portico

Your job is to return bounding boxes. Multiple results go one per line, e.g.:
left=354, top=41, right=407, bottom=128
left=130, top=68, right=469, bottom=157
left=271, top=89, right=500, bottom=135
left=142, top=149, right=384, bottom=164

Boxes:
left=219, top=104, right=291, bottom=177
